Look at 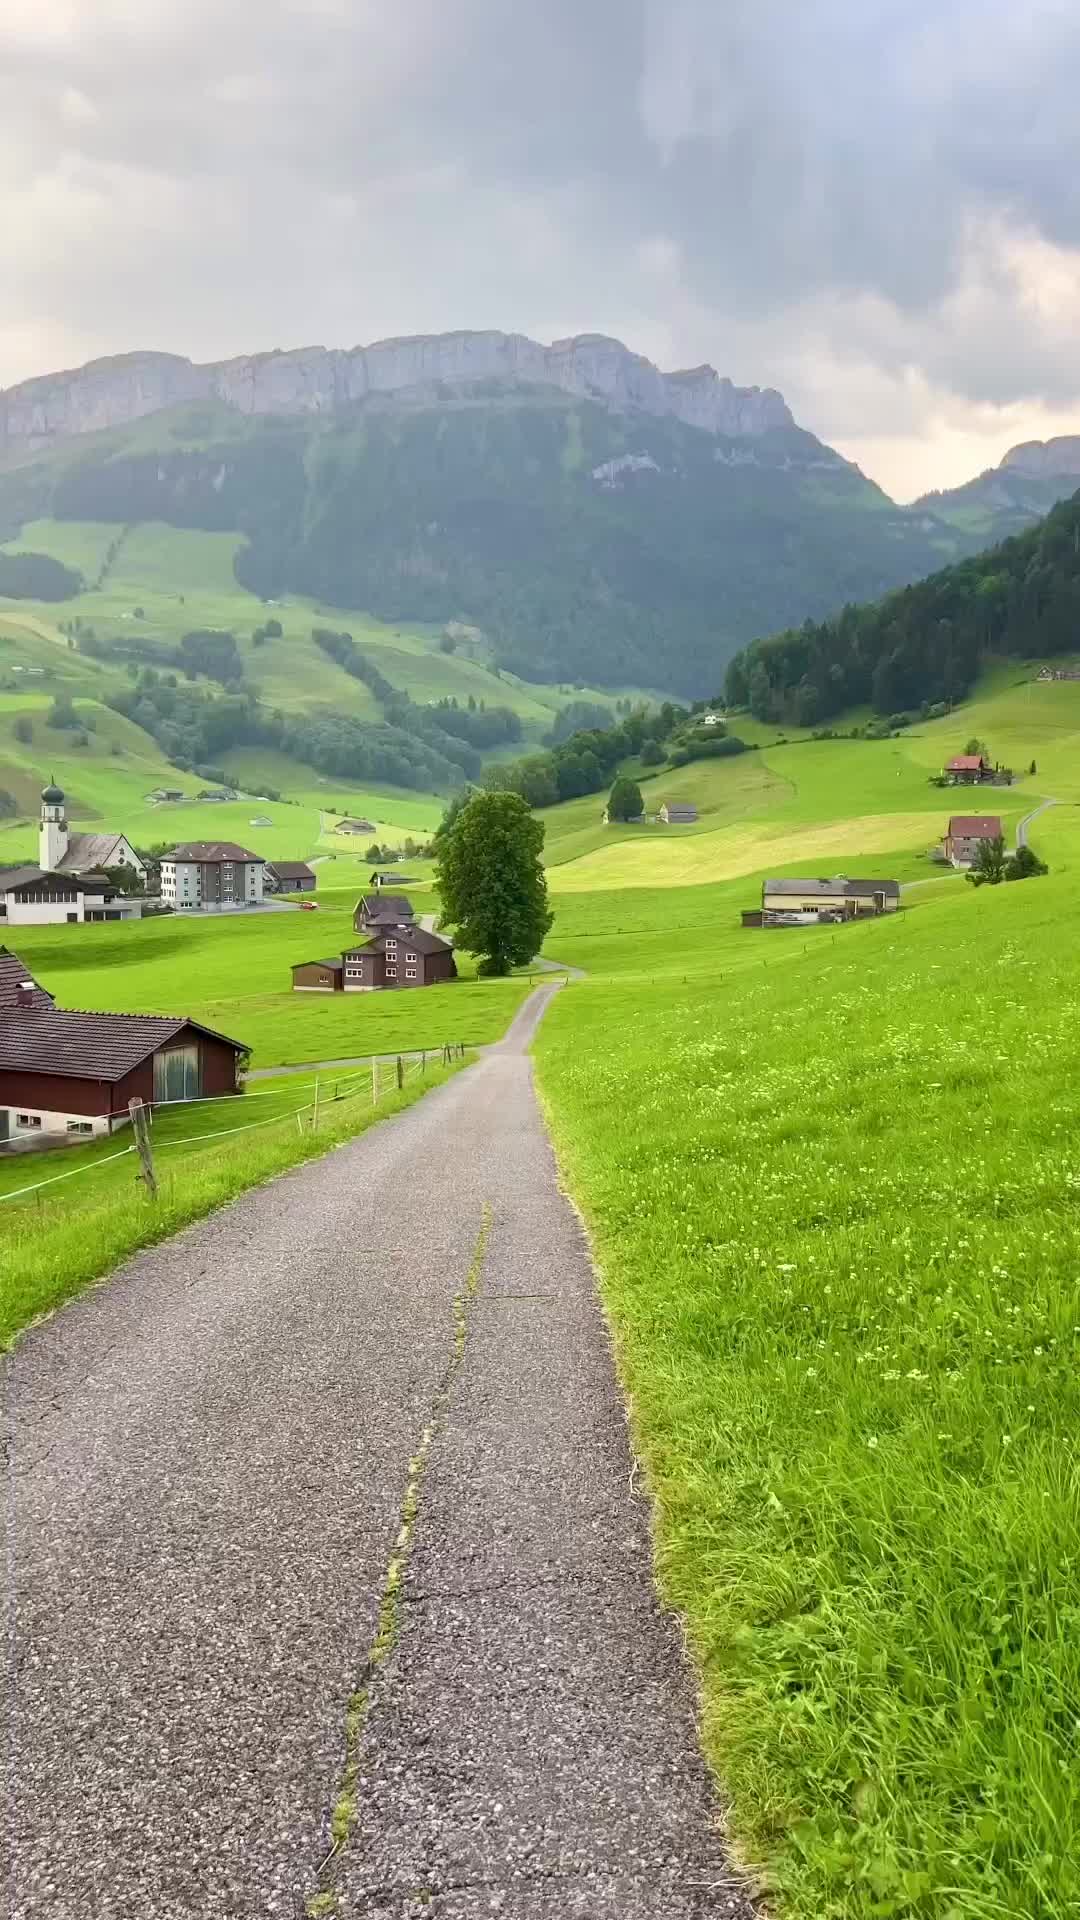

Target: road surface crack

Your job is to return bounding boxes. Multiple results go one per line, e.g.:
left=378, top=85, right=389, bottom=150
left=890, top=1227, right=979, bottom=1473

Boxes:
left=306, top=1202, right=492, bottom=1916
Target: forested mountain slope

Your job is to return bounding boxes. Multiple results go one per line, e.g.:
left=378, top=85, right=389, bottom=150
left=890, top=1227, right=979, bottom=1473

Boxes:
left=0, top=388, right=961, bottom=697
left=726, top=490, right=1080, bottom=724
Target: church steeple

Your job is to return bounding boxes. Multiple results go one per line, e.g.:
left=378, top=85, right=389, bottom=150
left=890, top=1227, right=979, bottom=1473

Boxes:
left=40, top=778, right=69, bottom=871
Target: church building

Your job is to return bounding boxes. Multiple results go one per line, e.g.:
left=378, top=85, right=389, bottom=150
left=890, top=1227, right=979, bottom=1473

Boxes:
left=38, top=782, right=146, bottom=881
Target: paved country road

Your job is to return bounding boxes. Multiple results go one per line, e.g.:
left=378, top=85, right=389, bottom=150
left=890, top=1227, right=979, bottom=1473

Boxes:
left=2, top=985, right=754, bottom=1920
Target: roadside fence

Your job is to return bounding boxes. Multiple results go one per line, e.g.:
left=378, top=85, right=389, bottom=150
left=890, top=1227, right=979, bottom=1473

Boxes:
left=0, top=1044, right=469, bottom=1210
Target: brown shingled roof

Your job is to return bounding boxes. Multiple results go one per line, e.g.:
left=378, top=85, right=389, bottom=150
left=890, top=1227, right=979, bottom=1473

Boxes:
left=165, top=842, right=264, bottom=863
left=0, top=1012, right=246, bottom=1081
left=0, top=947, right=54, bottom=1011
left=948, top=816, right=1002, bottom=838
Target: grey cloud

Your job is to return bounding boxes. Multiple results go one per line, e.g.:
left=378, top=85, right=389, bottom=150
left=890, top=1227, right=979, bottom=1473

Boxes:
left=2, top=0, right=1080, bottom=485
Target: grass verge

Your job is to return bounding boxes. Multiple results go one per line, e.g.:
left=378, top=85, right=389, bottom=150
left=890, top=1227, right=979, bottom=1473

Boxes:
left=0, top=1056, right=467, bottom=1348
left=535, top=873, right=1080, bottom=1919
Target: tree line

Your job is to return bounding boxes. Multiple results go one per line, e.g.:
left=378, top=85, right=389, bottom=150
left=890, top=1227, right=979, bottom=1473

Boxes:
left=105, top=669, right=470, bottom=793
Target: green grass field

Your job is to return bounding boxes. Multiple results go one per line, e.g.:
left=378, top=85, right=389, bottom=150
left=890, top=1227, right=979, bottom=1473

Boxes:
left=7, top=895, right=529, bottom=1069
left=528, top=675, right=1080, bottom=1918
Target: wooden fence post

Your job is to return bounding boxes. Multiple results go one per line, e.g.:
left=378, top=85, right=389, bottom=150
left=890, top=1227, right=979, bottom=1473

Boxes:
left=311, top=1075, right=320, bottom=1132
left=396, top=1055, right=404, bottom=1091
left=421, top=1050, right=427, bottom=1076
left=129, top=1097, right=158, bottom=1199
left=372, top=1060, right=379, bottom=1105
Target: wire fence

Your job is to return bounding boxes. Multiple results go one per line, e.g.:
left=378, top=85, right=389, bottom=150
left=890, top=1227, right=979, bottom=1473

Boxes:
left=0, top=1044, right=468, bottom=1209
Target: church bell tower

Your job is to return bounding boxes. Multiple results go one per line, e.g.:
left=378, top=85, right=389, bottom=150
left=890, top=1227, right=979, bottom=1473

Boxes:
left=39, top=779, right=69, bottom=872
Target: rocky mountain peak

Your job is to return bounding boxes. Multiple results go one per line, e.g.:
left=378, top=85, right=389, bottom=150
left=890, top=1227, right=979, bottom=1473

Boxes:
left=999, top=435, right=1080, bottom=477
left=0, top=330, right=794, bottom=456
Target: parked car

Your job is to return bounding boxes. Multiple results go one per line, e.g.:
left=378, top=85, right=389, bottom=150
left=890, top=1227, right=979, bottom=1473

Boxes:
left=299, top=901, right=319, bottom=911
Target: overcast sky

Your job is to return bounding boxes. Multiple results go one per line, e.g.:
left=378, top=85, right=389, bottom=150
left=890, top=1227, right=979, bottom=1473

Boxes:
left=3, top=0, right=1080, bottom=499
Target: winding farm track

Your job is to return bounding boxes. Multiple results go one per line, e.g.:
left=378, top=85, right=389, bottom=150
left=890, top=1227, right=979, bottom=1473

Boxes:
left=1014, top=796, right=1057, bottom=848
left=2, top=983, right=753, bottom=1920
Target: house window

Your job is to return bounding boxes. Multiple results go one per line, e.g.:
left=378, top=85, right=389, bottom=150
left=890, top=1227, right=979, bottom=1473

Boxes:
left=386, top=966, right=397, bottom=978
left=405, top=952, right=416, bottom=962
left=66, top=1120, right=94, bottom=1135
left=16, top=1113, right=42, bottom=1128
left=385, top=939, right=397, bottom=950
left=405, top=968, right=417, bottom=980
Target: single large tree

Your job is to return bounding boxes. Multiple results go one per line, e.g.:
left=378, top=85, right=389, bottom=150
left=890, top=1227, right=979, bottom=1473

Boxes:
left=607, top=775, right=644, bottom=822
left=436, top=789, right=552, bottom=976
left=966, top=833, right=1007, bottom=887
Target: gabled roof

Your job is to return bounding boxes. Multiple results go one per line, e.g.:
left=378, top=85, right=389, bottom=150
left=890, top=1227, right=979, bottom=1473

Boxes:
left=269, top=861, right=317, bottom=880
left=357, top=892, right=413, bottom=920
left=372, top=926, right=452, bottom=955
left=55, top=832, right=140, bottom=872
left=0, top=866, right=113, bottom=894
left=946, top=754, right=989, bottom=770
left=0, top=1012, right=246, bottom=1082
left=0, top=947, right=54, bottom=1011
left=164, top=842, right=264, bottom=863
left=763, top=877, right=900, bottom=899
left=947, top=816, right=1002, bottom=838
left=292, top=956, right=344, bottom=972
left=662, top=802, right=698, bottom=820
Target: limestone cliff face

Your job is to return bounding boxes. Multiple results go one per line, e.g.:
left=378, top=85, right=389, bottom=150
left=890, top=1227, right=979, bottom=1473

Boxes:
left=1000, top=436, right=1080, bottom=478
left=0, top=331, right=793, bottom=455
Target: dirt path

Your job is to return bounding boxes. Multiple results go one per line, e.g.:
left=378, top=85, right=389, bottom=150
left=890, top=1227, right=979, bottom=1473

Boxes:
left=2, top=984, right=752, bottom=1919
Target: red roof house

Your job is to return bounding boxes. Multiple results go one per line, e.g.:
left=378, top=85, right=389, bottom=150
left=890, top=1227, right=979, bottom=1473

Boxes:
left=944, top=815, right=1003, bottom=866
left=945, top=754, right=993, bottom=782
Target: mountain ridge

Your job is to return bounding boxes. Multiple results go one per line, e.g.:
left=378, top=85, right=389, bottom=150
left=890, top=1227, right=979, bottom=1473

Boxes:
left=0, top=330, right=793, bottom=459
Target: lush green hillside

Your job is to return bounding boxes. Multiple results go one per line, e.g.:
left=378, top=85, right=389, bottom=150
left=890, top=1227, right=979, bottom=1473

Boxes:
left=0, top=392, right=964, bottom=696
left=727, top=491, right=1080, bottom=724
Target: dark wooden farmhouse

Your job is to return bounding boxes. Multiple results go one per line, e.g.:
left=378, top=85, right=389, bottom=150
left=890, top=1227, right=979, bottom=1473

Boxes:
left=291, top=957, right=345, bottom=993
left=0, top=955, right=246, bottom=1144
left=658, top=801, right=699, bottom=824
left=354, top=891, right=414, bottom=934
left=265, top=860, right=317, bottom=893
left=292, top=927, right=456, bottom=994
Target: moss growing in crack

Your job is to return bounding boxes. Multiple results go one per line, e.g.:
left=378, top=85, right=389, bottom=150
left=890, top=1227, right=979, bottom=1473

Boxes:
left=309, top=1203, right=493, bottom=1898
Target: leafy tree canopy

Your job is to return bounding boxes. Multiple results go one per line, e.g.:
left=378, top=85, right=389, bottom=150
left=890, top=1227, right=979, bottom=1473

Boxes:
left=435, top=789, right=552, bottom=977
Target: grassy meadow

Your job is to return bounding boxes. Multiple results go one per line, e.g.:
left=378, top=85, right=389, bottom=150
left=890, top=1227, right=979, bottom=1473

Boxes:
left=535, top=863, right=1080, bottom=1915
left=7, top=888, right=529, bottom=1069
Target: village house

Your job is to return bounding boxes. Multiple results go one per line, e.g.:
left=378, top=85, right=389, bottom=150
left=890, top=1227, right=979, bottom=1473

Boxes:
left=944, top=815, right=1003, bottom=868
left=292, top=927, right=456, bottom=993
left=944, top=754, right=994, bottom=784
left=265, top=860, right=317, bottom=894
left=658, top=801, right=699, bottom=824
left=369, top=870, right=416, bottom=890
left=38, top=781, right=146, bottom=881
left=160, top=842, right=266, bottom=910
left=353, top=891, right=414, bottom=933
left=0, top=947, right=245, bottom=1144
left=0, top=865, right=142, bottom=925
left=1037, top=664, right=1080, bottom=681
left=335, top=817, right=376, bottom=835
left=747, top=877, right=901, bottom=927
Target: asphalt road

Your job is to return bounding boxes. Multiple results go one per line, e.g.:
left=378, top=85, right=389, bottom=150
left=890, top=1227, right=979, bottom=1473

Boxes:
left=2, top=984, right=753, bottom=1920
